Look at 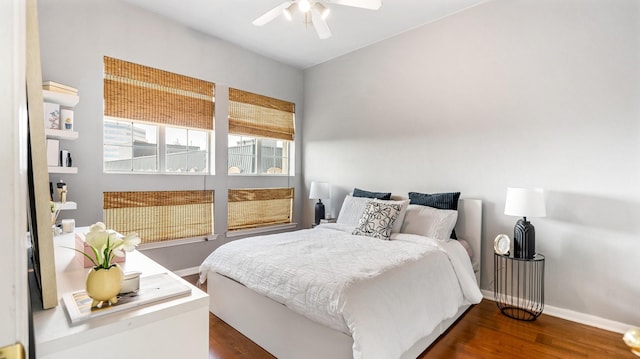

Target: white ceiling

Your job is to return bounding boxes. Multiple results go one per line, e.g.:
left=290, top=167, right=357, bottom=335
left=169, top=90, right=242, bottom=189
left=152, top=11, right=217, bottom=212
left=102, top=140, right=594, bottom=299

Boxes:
left=122, top=0, right=488, bottom=69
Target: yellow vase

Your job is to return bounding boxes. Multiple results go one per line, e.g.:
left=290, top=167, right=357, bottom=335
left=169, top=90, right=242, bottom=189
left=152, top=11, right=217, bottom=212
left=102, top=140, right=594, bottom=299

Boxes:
left=86, top=264, right=122, bottom=308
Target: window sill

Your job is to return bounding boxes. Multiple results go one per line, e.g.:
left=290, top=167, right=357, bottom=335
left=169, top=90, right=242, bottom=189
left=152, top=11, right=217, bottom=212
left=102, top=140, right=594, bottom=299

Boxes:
left=226, top=223, right=298, bottom=238
left=138, top=234, right=217, bottom=250
left=227, top=173, right=294, bottom=177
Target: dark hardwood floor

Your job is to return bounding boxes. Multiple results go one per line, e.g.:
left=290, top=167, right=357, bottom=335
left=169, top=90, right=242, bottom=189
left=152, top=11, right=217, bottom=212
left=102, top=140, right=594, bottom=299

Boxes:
left=182, top=274, right=633, bottom=358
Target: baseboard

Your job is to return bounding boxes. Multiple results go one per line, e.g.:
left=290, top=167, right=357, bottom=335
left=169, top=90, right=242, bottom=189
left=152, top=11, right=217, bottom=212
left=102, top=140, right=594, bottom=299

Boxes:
left=173, top=266, right=200, bottom=277
left=481, top=289, right=632, bottom=334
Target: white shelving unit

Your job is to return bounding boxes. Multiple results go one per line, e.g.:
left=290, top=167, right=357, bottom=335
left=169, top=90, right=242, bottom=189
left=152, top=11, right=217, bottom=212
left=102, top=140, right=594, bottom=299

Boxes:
left=53, top=201, right=77, bottom=211
left=48, top=166, right=78, bottom=174
left=43, top=89, right=79, bottom=107
left=45, top=128, right=78, bottom=140
left=44, top=87, right=79, bottom=211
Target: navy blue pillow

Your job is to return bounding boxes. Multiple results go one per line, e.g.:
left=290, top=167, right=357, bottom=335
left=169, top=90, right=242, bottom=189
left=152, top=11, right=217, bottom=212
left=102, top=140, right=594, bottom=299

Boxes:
left=353, top=188, right=392, bottom=200
left=408, top=191, right=461, bottom=239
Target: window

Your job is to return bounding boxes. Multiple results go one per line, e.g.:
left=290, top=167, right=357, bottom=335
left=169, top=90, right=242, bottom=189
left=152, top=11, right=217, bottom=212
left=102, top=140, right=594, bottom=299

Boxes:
left=228, top=88, right=294, bottom=175
left=104, top=119, right=158, bottom=172
left=227, top=188, right=294, bottom=231
left=103, top=56, right=214, bottom=174
left=104, top=190, right=214, bottom=246
left=228, top=136, right=291, bottom=175
left=165, top=127, right=209, bottom=173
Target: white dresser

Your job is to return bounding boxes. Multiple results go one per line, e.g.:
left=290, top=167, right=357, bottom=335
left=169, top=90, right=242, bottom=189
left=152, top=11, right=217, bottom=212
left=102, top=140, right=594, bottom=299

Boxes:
left=32, top=228, right=209, bottom=358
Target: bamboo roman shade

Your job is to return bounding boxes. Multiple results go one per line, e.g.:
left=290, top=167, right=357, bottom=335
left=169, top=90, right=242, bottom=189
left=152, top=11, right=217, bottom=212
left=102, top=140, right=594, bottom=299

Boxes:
left=104, top=190, right=214, bottom=245
left=228, top=188, right=294, bottom=231
left=228, top=88, right=295, bottom=141
left=104, top=56, right=215, bottom=130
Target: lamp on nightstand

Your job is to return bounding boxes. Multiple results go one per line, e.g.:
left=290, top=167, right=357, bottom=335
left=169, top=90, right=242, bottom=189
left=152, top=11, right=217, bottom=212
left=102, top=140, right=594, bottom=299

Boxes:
left=309, top=181, right=330, bottom=225
left=504, top=187, right=546, bottom=259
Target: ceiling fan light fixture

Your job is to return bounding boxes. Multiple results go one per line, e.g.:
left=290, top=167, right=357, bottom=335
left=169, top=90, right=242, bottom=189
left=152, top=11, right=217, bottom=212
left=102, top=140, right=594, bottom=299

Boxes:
left=253, top=0, right=381, bottom=38
left=283, top=3, right=297, bottom=21
left=298, top=0, right=312, bottom=13
left=313, top=2, right=330, bottom=20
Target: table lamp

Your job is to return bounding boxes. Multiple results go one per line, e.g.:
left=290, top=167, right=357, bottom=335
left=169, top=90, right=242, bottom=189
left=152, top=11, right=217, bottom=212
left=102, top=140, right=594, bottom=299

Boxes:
left=624, top=327, right=640, bottom=357
left=504, top=187, right=546, bottom=259
left=309, top=181, right=330, bottom=225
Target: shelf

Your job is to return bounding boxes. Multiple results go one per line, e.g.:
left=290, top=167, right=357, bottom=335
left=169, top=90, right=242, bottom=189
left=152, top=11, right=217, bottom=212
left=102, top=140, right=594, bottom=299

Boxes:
left=43, top=90, right=79, bottom=107
left=48, top=166, right=78, bottom=174
left=45, top=129, right=78, bottom=140
left=53, top=201, right=77, bottom=211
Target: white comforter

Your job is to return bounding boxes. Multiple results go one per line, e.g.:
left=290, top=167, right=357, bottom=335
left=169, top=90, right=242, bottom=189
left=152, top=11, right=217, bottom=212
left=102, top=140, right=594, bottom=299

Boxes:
left=199, top=223, right=482, bottom=359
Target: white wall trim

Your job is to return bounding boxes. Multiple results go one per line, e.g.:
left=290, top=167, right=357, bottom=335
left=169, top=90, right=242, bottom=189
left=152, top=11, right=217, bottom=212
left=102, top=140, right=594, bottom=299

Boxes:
left=173, top=266, right=200, bottom=277
left=481, top=290, right=633, bottom=334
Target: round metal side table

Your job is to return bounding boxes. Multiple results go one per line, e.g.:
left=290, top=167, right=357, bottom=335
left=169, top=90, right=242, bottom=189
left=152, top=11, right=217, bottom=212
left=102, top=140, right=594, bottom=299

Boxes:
left=494, top=253, right=545, bottom=321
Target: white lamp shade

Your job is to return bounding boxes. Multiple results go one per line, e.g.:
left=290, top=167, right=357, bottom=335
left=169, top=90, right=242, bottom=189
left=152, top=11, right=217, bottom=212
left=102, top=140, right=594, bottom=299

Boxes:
left=309, top=181, right=330, bottom=200
left=504, top=187, right=546, bottom=218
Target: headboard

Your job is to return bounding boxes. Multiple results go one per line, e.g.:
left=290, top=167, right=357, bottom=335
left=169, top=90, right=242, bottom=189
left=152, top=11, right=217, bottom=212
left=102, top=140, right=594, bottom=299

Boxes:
left=455, top=199, right=482, bottom=284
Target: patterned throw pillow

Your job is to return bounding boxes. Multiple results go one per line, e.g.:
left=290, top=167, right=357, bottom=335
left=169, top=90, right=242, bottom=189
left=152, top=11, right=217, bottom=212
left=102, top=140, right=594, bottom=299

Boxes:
left=352, top=201, right=402, bottom=240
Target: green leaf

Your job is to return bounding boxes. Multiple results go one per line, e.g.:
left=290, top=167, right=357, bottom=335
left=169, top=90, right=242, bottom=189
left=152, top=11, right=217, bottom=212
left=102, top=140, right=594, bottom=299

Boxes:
left=60, top=246, right=99, bottom=267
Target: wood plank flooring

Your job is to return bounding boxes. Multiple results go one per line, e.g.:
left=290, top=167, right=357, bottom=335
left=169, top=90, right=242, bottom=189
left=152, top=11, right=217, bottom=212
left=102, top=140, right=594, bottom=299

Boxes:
left=182, top=274, right=634, bottom=358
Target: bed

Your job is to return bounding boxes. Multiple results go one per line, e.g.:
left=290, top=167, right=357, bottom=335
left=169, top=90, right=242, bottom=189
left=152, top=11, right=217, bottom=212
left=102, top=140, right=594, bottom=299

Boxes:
left=200, top=196, right=483, bottom=359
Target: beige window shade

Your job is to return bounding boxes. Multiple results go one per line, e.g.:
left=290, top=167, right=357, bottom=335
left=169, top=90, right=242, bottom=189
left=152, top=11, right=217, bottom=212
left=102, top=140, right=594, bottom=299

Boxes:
left=228, top=88, right=295, bottom=141
left=228, top=188, right=294, bottom=231
left=104, top=56, right=215, bottom=130
left=104, top=190, right=214, bottom=245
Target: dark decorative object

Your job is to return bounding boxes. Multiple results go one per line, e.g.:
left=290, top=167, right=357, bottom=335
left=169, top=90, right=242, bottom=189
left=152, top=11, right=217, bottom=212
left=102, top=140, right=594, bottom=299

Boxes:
left=309, top=182, right=330, bottom=226
left=314, top=200, right=325, bottom=226
left=513, top=217, right=536, bottom=259
left=504, top=188, right=546, bottom=259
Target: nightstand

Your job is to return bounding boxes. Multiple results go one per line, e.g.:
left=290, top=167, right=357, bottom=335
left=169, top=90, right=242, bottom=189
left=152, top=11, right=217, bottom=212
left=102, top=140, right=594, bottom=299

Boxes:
left=494, top=252, right=545, bottom=321
left=311, top=218, right=336, bottom=228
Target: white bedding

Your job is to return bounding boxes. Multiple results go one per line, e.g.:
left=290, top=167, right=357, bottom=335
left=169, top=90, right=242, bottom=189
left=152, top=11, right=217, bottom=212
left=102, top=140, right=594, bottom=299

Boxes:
left=199, top=223, right=482, bottom=359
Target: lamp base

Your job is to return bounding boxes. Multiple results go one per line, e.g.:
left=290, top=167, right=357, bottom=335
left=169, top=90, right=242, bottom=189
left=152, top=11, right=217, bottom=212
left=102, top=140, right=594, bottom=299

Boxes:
left=314, top=200, right=325, bottom=225
left=513, top=218, right=535, bottom=259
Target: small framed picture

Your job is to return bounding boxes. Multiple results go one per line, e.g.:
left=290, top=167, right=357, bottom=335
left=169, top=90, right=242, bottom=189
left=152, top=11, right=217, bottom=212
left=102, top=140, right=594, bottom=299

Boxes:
left=61, top=109, right=74, bottom=131
left=43, top=102, right=60, bottom=129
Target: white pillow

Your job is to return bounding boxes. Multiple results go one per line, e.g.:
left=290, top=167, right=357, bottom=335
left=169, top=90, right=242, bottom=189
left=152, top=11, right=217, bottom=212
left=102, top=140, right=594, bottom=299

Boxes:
left=400, top=204, right=458, bottom=241
left=336, top=195, right=372, bottom=227
left=337, top=195, right=409, bottom=233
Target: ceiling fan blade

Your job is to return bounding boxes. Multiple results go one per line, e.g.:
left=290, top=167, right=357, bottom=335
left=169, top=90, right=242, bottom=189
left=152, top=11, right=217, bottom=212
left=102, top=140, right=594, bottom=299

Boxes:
left=329, top=0, right=382, bottom=10
left=252, top=1, right=293, bottom=26
left=311, top=8, right=332, bottom=39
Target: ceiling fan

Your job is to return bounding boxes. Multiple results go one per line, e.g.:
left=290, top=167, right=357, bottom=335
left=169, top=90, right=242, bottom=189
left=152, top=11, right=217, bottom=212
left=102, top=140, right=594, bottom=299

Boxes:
left=252, top=0, right=382, bottom=40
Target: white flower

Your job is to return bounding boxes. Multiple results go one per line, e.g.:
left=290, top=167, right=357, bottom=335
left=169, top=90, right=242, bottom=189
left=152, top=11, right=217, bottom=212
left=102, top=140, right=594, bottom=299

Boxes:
left=89, top=222, right=107, bottom=232
left=85, top=225, right=110, bottom=263
left=112, top=232, right=140, bottom=257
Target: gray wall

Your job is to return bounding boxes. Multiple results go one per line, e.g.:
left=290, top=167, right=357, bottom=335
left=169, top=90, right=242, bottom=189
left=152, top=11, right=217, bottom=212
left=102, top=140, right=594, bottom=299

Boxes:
left=38, top=0, right=304, bottom=271
left=303, top=0, right=640, bottom=326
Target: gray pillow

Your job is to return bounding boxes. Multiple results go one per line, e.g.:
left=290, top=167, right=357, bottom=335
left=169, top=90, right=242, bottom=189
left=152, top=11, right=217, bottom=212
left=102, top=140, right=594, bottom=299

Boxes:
left=408, top=191, right=461, bottom=239
left=353, top=187, right=392, bottom=200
